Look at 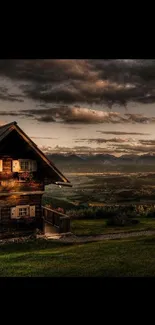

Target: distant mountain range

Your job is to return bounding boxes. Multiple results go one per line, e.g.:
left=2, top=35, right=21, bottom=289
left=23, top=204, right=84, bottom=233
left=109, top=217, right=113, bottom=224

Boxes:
left=47, top=153, right=155, bottom=166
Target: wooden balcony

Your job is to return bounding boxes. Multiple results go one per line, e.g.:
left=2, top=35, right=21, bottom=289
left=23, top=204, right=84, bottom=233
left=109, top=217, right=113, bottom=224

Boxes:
left=41, top=206, right=71, bottom=234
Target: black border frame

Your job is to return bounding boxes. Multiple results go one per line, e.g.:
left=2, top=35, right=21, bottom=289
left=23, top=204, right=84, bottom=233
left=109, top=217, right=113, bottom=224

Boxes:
left=0, top=28, right=155, bottom=299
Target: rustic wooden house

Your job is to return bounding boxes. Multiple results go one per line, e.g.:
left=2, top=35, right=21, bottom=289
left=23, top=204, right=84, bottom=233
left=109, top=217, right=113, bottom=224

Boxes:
left=0, top=121, right=71, bottom=236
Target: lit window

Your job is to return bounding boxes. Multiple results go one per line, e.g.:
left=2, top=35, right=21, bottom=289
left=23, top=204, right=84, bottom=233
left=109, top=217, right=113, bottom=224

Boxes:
left=11, top=205, right=35, bottom=219
left=18, top=207, right=29, bottom=217
left=20, top=161, right=29, bottom=171
left=12, top=160, right=37, bottom=172
left=19, top=160, right=37, bottom=172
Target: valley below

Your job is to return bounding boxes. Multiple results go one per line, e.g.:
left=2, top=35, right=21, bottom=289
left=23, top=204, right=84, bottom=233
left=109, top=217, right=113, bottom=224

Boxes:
left=42, top=153, right=155, bottom=210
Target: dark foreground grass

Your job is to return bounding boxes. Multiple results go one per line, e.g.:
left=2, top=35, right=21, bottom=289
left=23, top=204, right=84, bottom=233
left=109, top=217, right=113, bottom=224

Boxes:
left=71, top=218, right=155, bottom=236
left=1, top=236, right=155, bottom=276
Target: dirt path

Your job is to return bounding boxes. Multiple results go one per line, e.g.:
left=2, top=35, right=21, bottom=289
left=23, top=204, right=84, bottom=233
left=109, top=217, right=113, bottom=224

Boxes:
left=46, top=229, right=155, bottom=243
left=1, top=230, right=155, bottom=245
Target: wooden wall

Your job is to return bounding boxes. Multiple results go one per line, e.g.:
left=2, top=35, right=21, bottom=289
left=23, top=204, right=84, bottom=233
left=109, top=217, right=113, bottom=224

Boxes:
left=0, top=157, right=44, bottom=192
left=0, top=194, right=43, bottom=225
left=0, top=155, right=45, bottom=232
left=2, top=158, right=12, bottom=172
left=0, top=180, right=44, bottom=192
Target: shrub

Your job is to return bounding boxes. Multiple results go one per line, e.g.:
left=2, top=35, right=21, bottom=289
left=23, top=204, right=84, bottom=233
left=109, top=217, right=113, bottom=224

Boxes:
left=68, top=206, right=121, bottom=220
left=106, top=214, right=140, bottom=227
left=131, top=219, right=140, bottom=225
left=43, top=198, right=155, bottom=220
left=106, top=214, right=130, bottom=227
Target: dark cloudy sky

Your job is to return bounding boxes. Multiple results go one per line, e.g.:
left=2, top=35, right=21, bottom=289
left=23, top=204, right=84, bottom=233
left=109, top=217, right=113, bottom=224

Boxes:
left=1, top=59, right=155, bottom=156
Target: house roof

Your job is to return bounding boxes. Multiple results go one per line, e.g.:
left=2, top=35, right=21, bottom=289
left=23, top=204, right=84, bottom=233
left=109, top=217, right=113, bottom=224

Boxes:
left=0, top=121, right=17, bottom=139
left=0, top=121, right=72, bottom=187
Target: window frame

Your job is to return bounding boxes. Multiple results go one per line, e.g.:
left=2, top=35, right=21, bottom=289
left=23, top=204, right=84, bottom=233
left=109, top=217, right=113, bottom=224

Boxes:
left=19, top=159, right=36, bottom=172
left=12, top=159, right=37, bottom=173
left=11, top=205, right=36, bottom=219
left=20, top=160, right=29, bottom=172
left=16, top=205, right=30, bottom=218
left=18, top=207, right=29, bottom=217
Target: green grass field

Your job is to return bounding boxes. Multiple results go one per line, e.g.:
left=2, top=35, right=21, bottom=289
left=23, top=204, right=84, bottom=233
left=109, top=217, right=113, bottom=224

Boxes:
left=71, top=218, right=155, bottom=236
left=1, top=236, right=155, bottom=276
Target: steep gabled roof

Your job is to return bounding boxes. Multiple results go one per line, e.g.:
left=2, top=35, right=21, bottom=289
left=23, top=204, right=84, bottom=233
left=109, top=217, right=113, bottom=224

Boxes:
left=0, top=121, right=72, bottom=187
left=0, top=121, right=17, bottom=140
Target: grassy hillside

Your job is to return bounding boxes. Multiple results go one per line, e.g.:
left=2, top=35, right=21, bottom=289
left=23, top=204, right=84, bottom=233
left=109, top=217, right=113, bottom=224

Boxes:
left=71, top=218, right=155, bottom=235
left=1, top=236, right=155, bottom=276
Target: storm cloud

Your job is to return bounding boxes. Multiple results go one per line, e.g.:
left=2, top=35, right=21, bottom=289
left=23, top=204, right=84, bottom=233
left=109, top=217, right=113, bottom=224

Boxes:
left=19, top=106, right=122, bottom=124
left=75, top=137, right=133, bottom=144
left=139, top=139, right=155, bottom=145
left=0, top=60, right=155, bottom=106
left=31, top=136, right=58, bottom=140
left=97, top=130, right=150, bottom=135
left=1, top=101, right=155, bottom=125
left=0, top=110, right=34, bottom=118
left=0, top=85, right=24, bottom=103
left=1, top=60, right=155, bottom=157
left=124, top=113, right=155, bottom=124
left=12, top=107, right=155, bottom=125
